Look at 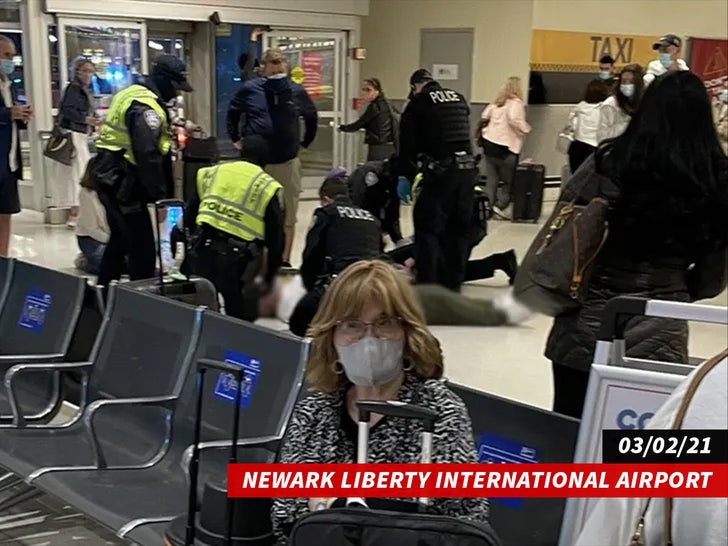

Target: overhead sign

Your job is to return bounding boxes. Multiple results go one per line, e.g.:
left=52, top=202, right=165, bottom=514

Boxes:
left=531, top=29, right=660, bottom=73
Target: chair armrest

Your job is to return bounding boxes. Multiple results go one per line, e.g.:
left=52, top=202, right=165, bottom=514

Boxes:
left=0, top=353, right=65, bottom=363
left=180, top=435, right=281, bottom=476
left=83, top=395, right=177, bottom=469
left=4, top=361, right=93, bottom=427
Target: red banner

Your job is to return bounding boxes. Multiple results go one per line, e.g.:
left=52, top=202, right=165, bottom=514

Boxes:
left=227, top=463, right=728, bottom=498
left=301, top=51, right=323, bottom=98
left=689, top=37, right=728, bottom=98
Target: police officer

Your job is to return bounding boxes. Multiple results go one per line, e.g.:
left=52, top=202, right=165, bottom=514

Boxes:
left=348, top=155, right=402, bottom=244
left=397, top=68, right=476, bottom=291
left=299, top=176, right=382, bottom=291
left=94, top=55, right=193, bottom=287
left=186, top=135, right=284, bottom=321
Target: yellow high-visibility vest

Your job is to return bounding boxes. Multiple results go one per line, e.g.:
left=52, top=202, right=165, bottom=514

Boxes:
left=96, top=84, right=171, bottom=164
left=196, top=161, right=282, bottom=242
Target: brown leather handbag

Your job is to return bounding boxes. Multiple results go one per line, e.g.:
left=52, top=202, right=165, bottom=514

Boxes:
left=513, top=158, right=618, bottom=316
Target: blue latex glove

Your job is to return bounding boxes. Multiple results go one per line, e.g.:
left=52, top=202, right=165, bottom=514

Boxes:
left=397, top=177, right=412, bottom=204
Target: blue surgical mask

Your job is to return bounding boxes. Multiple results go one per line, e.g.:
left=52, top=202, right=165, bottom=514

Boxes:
left=0, top=59, right=15, bottom=75
left=721, top=90, right=728, bottom=103
left=620, top=84, right=635, bottom=98
left=658, top=53, right=673, bottom=68
left=598, top=71, right=611, bottom=80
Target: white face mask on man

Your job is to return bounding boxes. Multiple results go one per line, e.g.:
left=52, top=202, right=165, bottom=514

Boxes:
left=335, top=336, right=404, bottom=386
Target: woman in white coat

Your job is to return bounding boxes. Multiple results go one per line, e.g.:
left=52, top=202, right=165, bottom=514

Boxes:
left=57, top=56, right=99, bottom=227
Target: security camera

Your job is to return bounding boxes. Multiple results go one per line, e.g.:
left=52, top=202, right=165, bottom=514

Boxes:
left=209, top=11, right=221, bottom=26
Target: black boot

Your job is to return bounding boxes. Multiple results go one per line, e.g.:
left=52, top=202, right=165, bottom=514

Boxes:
left=499, top=249, right=518, bottom=285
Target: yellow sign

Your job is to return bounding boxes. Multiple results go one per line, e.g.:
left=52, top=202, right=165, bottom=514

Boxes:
left=290, top=66, right=304, bottom=85
left=531, top=29, right=660, bottom=73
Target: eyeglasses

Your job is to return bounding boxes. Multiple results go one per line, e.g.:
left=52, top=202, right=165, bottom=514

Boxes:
left=335, top=316, right=403, bottom=340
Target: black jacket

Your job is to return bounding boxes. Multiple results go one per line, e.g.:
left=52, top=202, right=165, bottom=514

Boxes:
left=546, top=157, right=728, bottom=371
left=339, top=94, right=394, bottom=146
left=93, top=80, right=173, bottom=209
left=59, top=81, right=93, bottom=134
left=398, top=81, right=472, bottom=180
left=300, top=197, right=383, bottom=291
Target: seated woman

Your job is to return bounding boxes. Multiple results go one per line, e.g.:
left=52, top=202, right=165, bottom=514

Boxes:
left=271, top=260, right=489, bottom=540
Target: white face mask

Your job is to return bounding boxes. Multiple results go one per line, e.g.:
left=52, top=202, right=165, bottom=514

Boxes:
left=335, top=336, right=404, bottom=386
left=620, top=84, right=635, bottom=98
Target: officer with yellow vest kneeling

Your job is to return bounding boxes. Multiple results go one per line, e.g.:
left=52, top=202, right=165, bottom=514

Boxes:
left=186, top=135, right=284, bottom=320
left=93, top=54, right=193, bottom=288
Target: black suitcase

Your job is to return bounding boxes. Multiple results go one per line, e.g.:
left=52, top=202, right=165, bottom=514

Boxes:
left=183, top=133, right=218, bottom=202
left=123, top=199, right=219, bottom=311
left=164, top=359, right=275, bottom=546
left=511, top=163, right=545, bottom=223
left=287, top=401, right=502, bottom=546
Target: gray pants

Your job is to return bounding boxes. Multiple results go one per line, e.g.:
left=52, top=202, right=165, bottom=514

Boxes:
left=483, top=152, right=518, bottom=209
left=414, top=284, right=507, bottom=326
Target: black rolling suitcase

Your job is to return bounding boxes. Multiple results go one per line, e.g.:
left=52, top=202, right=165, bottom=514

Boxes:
left=183, top=130, right=219, bottom=202
left=511, top=163, right=545, bottom=222
left=287, top=401, right=502, bottom=546
left=123, top=199, right=219, bottom=310
left=163, top=359, right=276, bottom=546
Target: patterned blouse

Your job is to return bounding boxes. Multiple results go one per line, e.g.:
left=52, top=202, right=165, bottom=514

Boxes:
left=271, top=373, right=490, bottom=540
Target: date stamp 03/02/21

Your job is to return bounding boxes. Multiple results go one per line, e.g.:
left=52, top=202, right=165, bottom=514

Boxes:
left=602, top=430, right=728, bottom=463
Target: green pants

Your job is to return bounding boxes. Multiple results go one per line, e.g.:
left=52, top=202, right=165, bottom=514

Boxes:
left=414, top=284, right=507, bottom=326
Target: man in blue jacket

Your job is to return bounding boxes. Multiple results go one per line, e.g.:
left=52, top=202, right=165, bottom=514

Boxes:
left=226, top=48, right=318, bottom=266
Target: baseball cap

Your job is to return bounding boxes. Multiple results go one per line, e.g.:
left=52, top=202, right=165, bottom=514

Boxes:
left=653, top=34, right=681, bottom=50
left=409, top=68, right=433, bottom=86
left=152, top=54, right=193, bottom=92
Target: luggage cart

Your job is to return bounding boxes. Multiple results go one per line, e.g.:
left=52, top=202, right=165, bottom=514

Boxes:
left=559, top=296, right=728, bottom=546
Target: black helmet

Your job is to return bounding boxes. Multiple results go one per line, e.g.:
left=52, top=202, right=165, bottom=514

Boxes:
left=409, top=68, right=433, bottom=87
left=152, top=54, right=193, bottom=92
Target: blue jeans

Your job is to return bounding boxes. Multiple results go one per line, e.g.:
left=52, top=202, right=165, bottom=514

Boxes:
left=77, top=235, right=106, bottom=275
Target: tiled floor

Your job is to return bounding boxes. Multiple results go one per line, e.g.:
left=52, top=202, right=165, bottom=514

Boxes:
left=8, top=192, right=728, bottom=412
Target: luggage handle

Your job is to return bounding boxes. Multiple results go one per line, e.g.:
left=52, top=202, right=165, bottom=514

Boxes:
left=355, top=401, right=439, bottom=508
left=154, top=199, right=188, bottom=296
left=186, top=358, right=244, bottom=546
left=598, top=296, right=728, bottom=341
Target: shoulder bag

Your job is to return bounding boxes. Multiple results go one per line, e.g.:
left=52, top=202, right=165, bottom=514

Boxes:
left=43, top=89, right=76, bottom=166
left=513, top=157, right=619, bottom=316
left=628, top=348, right=728, bottom=546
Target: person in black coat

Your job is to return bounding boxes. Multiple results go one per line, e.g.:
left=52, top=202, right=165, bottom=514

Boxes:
left=546, top=71, right=728, bottom=419
left=338, top=78, right=397, bottom=161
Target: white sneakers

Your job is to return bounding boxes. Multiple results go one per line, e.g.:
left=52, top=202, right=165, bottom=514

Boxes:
left=494, top=287, right=532, bottom=325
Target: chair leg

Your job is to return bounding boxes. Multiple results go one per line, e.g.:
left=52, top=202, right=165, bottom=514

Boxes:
left=0, top=473, right=23, bottom=495
left=0, top=485, right=42, bottom=512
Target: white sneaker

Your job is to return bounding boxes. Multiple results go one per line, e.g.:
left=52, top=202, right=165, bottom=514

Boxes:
left=494, top=287, right=532, bottom=325
left=492, top=206, right=511, bottom=220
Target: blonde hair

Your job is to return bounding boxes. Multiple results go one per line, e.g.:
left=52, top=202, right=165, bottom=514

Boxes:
left=261, top=48, right=287, bottom=74
left=494, top=76, right=524, bottom=107
left=306, top=260, right=444, bottom=393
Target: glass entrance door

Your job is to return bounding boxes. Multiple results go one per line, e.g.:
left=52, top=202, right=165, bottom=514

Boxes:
left=265, top=31, right=346, bottom=188
left=57, top=18, right=147, bottom=117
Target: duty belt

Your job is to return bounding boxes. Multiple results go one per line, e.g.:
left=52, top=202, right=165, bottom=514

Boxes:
left=196, top=233, right=260, bottom=259
left=422, top=152, right=476, bottom=174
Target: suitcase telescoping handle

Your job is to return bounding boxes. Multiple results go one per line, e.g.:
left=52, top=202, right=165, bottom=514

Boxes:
left=594, top=296, right=728, bottom=365
left=154, top=199, right=187, bottom=297
left=355, top=401, right=439, bottom=507
left=185, top=358, right=244, bottom=546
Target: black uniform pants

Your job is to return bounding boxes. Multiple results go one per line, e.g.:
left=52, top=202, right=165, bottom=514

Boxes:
left=97, top=188, right=156, bottom=287
left=412, top=167, right=475, bottom=290
left=188, top=243, right=257, bottom=321
left=551, top=362, right=589, bottom=419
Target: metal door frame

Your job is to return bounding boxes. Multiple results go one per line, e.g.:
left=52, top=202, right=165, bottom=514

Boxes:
left=264, top=29, right=347, bottom=169
left=57, top=17, right=148, bottom=88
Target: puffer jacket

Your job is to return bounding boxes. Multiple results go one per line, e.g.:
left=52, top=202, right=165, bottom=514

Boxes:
left=545, top=158, right=727, bottom=372
left=339, top=94, right=394, bottom=145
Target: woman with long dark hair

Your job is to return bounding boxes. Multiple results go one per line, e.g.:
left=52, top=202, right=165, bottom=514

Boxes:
left=338, top=77, right=397, bottom=161
left=567, top=78, right=610, bottom=173
left=546, top=70, right=728, bottom=418
left=596, top=63, right=644, bottom=143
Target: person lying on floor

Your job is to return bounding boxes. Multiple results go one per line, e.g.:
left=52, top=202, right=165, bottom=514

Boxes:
left=257, top=266, right=531, bottom=336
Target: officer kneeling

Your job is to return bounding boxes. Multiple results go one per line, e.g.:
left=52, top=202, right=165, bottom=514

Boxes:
left=397, top=68, right=476, bottom=291
left=186, top=136, right=284, bottom=320
left=290, top=176, right=383, bottom=336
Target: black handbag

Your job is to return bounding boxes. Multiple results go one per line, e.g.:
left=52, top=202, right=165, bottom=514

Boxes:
left=43, top=124, right=76, bottom=166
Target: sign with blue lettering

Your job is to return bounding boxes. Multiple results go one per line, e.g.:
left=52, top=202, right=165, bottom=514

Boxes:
left=212, top=350, right=262, bottom=409
left=477, top=433, right=539, bottom=510
left=18, top=289, right=52, bottom=333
